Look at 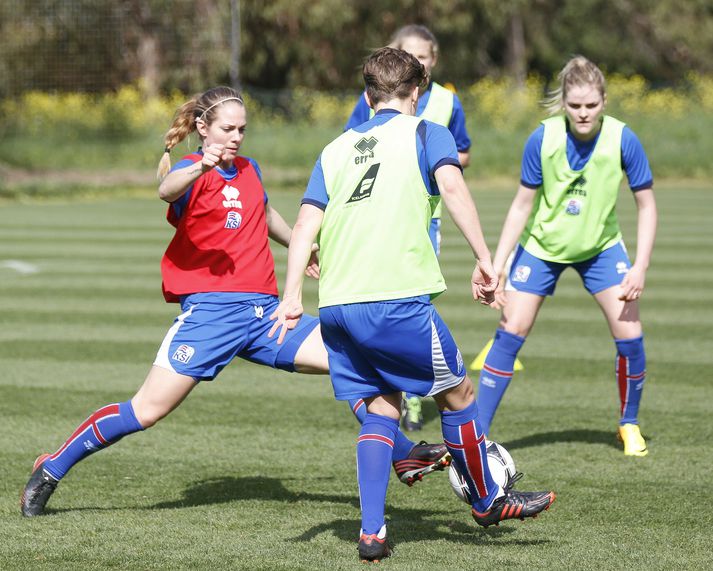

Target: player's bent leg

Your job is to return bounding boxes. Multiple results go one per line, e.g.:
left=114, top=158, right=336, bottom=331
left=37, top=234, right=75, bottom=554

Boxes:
left=435, top=378, right=556, bottom=527
left=21, top=366, right=196, bottom=517
left=349, top=397, right=448, bottom=486
left=132, top=365, right=198, bottom=427
left=594, top=287, right=648, bottom=456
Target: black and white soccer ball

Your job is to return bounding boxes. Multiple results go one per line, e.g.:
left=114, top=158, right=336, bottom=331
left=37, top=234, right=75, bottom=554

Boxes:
left=448, top=440, right=516, bottom=504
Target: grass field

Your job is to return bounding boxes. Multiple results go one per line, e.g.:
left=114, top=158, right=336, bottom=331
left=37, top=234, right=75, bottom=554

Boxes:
left=1, top=182, right=712, bottom=569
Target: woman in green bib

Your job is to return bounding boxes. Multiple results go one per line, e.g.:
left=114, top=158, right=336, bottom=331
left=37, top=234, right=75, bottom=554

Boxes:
left=346, top=24, right=473, bottom=432
left=475, top=56, right=657, bottom=456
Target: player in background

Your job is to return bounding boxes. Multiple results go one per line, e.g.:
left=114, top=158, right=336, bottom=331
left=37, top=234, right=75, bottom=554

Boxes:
left=345, top=24, right=472, bottom=432
left=270, top=47, right=555, bottom=562
left=475, top=56, right=657, bottom=456
left=20, top=86, right=448, bottom=517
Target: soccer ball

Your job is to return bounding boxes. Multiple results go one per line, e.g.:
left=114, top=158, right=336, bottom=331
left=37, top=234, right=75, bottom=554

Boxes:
left=448, top=440, right=516, bottom=504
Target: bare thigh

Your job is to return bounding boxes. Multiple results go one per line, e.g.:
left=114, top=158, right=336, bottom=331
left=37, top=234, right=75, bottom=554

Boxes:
left=499, top=290, right=547, bottom=337
left=293, top=324, right=329, bottom=374
left=592, top=285, right=642, bottom=339
left=131, top=365, right=197, bottom=427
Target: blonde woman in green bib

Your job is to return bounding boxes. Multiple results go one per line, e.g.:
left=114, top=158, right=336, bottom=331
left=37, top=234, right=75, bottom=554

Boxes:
left=476, top=56, right=657, bottom=456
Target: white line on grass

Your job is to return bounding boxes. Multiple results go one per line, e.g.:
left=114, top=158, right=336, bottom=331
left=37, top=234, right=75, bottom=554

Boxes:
left=0, top=260, right=40, bottom=274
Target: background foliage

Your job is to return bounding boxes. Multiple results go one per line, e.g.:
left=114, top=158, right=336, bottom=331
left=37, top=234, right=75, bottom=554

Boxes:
left=2, top=0, right=713, bottom=97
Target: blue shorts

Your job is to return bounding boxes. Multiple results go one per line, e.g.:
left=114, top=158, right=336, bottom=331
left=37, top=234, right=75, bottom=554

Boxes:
left=507, top=241, right=632, bottom=296
left=153, top=293, right=319, bottom=381
left=319, top=296, right=466, bottom=401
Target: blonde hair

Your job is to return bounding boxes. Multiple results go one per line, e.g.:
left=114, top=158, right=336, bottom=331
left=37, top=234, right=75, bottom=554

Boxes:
left=389, top=24, right=439, bottom=58
left=543, top=55, right=606, bottom=115
left=157, top=86, right=244, bottom=180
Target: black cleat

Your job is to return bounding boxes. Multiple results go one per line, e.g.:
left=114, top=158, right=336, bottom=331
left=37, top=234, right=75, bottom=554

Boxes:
left=471, top=473, right=555, bottom=528
left=21, top=454, right=58, bottom=517
left=358, top=527, right=391, bottom=563
left=393, top=441, right=451, bottom=486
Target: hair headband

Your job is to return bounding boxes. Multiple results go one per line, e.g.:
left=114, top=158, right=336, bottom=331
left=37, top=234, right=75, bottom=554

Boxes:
left=198, top=96, right=244, bottom=121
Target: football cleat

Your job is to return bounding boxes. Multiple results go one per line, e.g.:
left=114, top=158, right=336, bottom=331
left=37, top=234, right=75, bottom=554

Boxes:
left=393, top=441, right=451, bottom=486
left=617, top=423, right=648, bottom=456
left=401, top=396, right=423, bottom=432
left=21, top=454, right=58, bottom=517
left=471, top=473, right=555, bottom=528
left=358, top=525, right=391, bottom=563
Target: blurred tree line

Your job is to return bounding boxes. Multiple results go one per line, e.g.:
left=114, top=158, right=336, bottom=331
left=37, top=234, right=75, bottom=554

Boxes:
left=1, top=0, right=712, bottom=98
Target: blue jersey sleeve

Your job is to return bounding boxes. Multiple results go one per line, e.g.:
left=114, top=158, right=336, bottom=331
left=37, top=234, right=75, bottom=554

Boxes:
left=417, top=120, right=461, bottom=196
left=301, top=155, right=329, bottom=210
left=520, top=126, right=545, bottom=188
left=246, top=157, right=268, bottom=204
left=168, top=157, right=201, bottom=218
left=448, top=93, right=472, bottom=152
left=344, top=93, right=371, bottom=131
left=621, top=127, right=653, bottom=191
left=246, top=157, right=263, bottom=181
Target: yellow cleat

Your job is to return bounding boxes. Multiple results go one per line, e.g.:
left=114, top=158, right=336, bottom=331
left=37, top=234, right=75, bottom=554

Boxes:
left=617, top=423, right=648, bottom=457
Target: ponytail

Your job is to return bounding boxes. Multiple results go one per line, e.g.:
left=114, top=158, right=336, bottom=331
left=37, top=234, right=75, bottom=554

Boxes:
left=156, top=98, right=199, bottom=180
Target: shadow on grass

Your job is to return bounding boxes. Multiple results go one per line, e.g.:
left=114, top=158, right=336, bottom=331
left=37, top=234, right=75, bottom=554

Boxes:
left=41, top=476, right=554, bottom=549
left=293, top=512, right=551, bottom=548
left=150, top=475, right=552, bottom=548
left=151, top=476, right=360, bottom=510
left=503, top=429, right=633, bottom=451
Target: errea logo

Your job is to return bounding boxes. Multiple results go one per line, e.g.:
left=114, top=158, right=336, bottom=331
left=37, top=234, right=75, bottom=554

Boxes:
left=354, top=136, right=377, bottom=165
left=221, top=185, right=242, bottom=208
left=355, top=136, right=377, bottom=154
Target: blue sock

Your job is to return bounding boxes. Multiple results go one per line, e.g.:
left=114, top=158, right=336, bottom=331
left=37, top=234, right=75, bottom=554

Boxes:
left=441, top=401, right=499, bottom=513
left=615, top=336, right=646, bottom=425
left=43, top=400, right=144, bottom=480
left=348, top=399, right=414, bottom=462
left=476, top=329, right=525, bottom=436
left=357, top=413, right=398, bottom=535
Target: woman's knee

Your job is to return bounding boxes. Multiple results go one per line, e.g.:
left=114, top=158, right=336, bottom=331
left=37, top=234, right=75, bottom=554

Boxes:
left=130, top=400, right=167, bottom=428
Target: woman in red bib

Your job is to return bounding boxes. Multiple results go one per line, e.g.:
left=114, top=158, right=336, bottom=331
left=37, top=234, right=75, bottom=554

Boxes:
left=21, top=87, right=448, bottom=517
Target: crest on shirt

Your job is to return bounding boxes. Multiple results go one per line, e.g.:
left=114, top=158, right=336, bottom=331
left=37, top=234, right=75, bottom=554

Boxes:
left=225, top=211, right=242, bottom=229
left=512, top=265, right=531, bottom=283
left=565, top=199, right=582, bottom=215
left=221, top=185, right=243, bottom=208
left=172, top=344, right=195, bottom=364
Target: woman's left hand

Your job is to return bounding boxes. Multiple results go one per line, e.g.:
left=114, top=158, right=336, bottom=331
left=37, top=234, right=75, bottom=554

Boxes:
left=472, top=259, right=499, bottom=305
left=619, top=264, right=646, bottom=301
left=268, top=297, right=304, bottom=344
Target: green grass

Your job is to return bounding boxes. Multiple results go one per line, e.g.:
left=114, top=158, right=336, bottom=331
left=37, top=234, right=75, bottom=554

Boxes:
left=1, top=183, right=712, bottom=569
